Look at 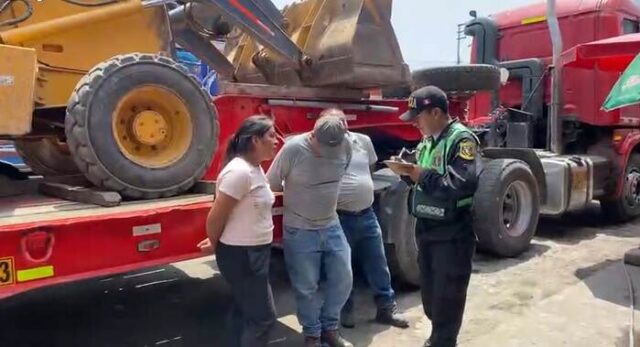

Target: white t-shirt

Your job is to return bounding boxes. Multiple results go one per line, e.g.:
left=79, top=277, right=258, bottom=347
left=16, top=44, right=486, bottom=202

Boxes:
left=217, top=157, right=275, bottom=246
left=337, top=132, right=378, bottom=212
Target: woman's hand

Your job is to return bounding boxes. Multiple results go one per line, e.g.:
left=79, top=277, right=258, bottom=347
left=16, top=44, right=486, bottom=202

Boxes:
left=197, top=238, right=216, bottom=254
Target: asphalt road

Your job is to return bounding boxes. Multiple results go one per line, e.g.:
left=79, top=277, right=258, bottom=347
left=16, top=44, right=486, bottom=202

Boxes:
left=2, top=204, right=640, bottom=347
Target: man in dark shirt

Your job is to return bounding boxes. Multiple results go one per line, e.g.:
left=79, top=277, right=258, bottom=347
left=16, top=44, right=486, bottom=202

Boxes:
left=391, top=85, right=482, bottom=347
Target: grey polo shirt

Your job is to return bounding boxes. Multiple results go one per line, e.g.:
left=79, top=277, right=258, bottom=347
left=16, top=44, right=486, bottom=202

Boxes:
left=266, top=133, right=350, bottom=230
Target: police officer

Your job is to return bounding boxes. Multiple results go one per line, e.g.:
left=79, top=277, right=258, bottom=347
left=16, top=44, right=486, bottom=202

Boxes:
left=392, top=85, right=481, bottom=347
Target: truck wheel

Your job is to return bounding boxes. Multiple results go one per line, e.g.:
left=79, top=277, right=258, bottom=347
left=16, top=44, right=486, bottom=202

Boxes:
left=473, top=159, right=540, bottom=257
left=412, top=64, right=501, bottom=92
left=65, top=53, right=219, bottom=199
left=601, top=153, right=640, bottom=222
left=15, top=138, right=79, bottom=176
left=373, top=169, right=420, bottom=288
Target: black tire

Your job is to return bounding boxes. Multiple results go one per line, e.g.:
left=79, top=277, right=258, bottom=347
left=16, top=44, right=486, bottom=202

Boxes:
left=381, top=85, right=412, bottom=99
left=0, top=162, right=27, bottom=181
left=373, top=168, right=420, bottom=288
left=472, top=159, right=540, bottom=257
left=65, top=53, right=219, bottom=200
left=15, top=138, right=80, bottom=176
left=0, top=173, right=13, bottom=196
left=601, top=153, right=640, bottom=222
left=412, top=64, right=501, bottom=93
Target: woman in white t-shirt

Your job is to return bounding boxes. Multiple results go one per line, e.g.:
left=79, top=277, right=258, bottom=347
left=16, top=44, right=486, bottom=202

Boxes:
left=197, top=115, right=279, bottom=347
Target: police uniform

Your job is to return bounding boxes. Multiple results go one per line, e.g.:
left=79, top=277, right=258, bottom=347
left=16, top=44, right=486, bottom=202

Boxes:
left=399, top=86, right=481, bottom=347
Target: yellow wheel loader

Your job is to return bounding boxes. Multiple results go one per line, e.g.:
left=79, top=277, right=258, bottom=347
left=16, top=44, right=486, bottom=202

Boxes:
left=0, top=0, right=409, bottom=199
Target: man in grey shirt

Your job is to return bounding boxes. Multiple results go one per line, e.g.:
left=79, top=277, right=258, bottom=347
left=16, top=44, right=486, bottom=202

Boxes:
left=267, top=114, right=354, bottom=347
left=319, top=109, right=409, bottom=330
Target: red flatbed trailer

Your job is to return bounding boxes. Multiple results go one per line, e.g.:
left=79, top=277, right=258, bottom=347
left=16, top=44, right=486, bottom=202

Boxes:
left=0, top=86, right=419, bottom=299
left=0, top=191, right=213, bottom=299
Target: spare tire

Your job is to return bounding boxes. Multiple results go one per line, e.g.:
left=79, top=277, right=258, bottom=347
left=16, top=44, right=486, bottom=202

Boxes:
left=65, top=53, right=219, bottom=200
left=15, top=138, right=79, bottom=176
left=472, top=159, right=540, bottom=257
left=412, top=64, right=501, bottom=93
left=381, top=85, right=412, bottom=99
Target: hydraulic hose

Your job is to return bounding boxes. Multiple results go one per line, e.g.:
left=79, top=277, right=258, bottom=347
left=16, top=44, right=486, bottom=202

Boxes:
left=0, top=0, right=32, bottom=27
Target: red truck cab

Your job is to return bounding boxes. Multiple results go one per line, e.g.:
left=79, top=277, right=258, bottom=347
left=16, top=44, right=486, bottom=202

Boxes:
left=468, top=0, right=640, bottom=128
left=403, top=0, right=640, bottom=258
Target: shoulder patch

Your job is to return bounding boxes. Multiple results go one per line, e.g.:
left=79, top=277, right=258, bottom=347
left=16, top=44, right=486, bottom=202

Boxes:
left=433, top=151, right=443, bottom=167
left=457, top=139, right=476, bottom=160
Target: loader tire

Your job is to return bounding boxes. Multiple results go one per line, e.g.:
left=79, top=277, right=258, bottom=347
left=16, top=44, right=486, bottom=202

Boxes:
left=15, top=138, right=80, bottom=176
left=65, top=53, right=219, bottom=200
left=600, top=153, right=640, bottom=223
left=472, top=159, right=540, bottom=257
left=412, top=64, right=501, bottom=92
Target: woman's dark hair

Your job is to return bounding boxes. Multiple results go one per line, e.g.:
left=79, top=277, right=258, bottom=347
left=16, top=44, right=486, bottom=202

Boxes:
left=224, top=115, right=274, bottom=165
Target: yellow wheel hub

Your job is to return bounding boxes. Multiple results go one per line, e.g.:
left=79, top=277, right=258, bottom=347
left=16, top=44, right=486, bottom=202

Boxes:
left=112, top=85, right=193, bottom=168
left=132, top=111, right=168, bottom=146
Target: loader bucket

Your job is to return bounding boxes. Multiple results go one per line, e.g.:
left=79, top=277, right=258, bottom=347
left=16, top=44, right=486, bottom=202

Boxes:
left=225, top=0, right=410, bottom=89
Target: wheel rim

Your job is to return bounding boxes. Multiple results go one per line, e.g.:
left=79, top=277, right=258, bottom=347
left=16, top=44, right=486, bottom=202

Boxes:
left=112, top=85, right=192, bottom=168
left=625, top=169, right=640, bottom=208
left=499, top=181, right=533, bottom=237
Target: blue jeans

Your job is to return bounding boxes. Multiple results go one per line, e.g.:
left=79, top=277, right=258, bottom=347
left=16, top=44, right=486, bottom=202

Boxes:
left=338, top=207, right=396, bottom=312
left=283, top=223, right=353, bottom=338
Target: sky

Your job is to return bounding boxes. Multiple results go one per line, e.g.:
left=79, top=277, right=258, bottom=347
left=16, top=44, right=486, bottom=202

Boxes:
left=269, top=0, right=538, bottom=69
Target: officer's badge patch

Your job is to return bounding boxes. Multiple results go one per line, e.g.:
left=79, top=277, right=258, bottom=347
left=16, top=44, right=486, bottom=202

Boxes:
left=458, top=139, right=476, bottom=160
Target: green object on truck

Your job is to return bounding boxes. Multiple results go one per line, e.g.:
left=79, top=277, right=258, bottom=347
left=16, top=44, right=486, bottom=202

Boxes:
left=603, top=53, right=640, bottom=111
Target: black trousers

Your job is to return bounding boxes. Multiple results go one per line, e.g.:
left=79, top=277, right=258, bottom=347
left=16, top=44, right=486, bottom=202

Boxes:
left=216, top=242, right=277, bottom=347
left=415, top=219, right=476, bottom=347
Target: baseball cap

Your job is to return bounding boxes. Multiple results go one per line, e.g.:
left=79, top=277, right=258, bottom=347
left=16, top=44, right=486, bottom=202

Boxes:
left=399, top=85, right=449, bottom=121
left=313, top=115, right=347, bottom=147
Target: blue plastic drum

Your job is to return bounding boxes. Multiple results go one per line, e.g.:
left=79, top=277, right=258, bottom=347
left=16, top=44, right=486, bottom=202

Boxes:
left=175, top=48, right=219, bottom=97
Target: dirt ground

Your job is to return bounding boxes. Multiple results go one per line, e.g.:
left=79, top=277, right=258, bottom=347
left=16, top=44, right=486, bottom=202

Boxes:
left=1, top=204, right=640, bottom=347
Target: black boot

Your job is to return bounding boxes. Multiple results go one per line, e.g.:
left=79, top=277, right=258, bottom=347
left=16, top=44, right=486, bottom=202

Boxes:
left=304, top=336, right=321, bottom=347
left=321, top=329, right=353, bottom=347
left=375, top=305, right=410, bottom=328
left=340, top=308, right=355, bottom=329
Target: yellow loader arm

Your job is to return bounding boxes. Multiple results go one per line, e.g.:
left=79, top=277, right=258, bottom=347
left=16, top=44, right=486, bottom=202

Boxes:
left=170, top=0, right=410, bottom=88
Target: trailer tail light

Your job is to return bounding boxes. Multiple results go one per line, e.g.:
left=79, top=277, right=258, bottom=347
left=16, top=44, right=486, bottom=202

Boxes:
left=21, top=230, right=55, bottom=264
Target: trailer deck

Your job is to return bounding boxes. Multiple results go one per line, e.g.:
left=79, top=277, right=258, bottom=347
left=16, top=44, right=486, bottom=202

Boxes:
left=0, top=182, right=214, bottom=299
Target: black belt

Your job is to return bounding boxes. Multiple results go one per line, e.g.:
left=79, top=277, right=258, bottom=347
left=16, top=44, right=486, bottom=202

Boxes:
left=337, top=206, right=372, bottom=216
